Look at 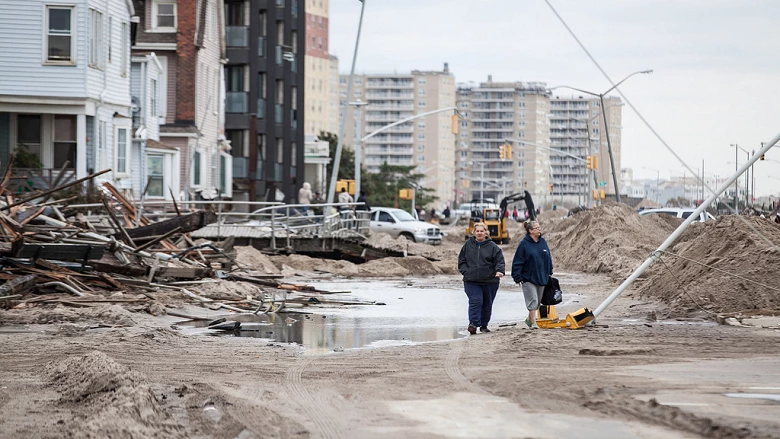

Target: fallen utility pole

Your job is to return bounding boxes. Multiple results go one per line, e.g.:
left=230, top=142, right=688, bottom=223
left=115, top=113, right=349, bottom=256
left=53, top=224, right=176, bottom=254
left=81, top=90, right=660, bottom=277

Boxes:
left=594, top=132, right=779, bottom=318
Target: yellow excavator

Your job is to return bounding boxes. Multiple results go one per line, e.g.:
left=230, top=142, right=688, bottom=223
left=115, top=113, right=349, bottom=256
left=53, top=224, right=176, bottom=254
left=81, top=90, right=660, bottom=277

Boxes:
left=465, top=191, right=536, bottom=244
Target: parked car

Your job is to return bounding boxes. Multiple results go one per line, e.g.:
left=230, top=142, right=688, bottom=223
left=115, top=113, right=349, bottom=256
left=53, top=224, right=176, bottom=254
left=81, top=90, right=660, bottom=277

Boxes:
left=638, top=208, right=716, bottom=223
left=370, top=207, right=442, bottom=244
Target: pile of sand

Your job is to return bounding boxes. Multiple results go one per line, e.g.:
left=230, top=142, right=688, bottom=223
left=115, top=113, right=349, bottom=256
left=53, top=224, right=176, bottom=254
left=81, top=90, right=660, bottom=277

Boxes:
left=635, top=198, right=662, bottom=210
left=47, top=351, right=182, bottom=437
left=272, top=254, right=361, bottom=276
left=190, top=280, right=264, bottom=300
left=365, top=232, right=453, bottom=261
left=0, top=304, right=137, bottom=327
left=542, top=203, right=679, bottom=279
left=234, top=246, right=281, bottom=274
left=636, top=215, right=780, bottom=316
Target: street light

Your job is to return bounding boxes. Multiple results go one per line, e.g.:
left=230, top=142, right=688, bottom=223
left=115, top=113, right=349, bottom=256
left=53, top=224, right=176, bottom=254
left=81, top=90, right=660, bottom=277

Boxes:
left=327, top=0, right=367, bottom=207
left=349, top=99, right=369, bottom=199
left=549, top=69, right=653, bottom=203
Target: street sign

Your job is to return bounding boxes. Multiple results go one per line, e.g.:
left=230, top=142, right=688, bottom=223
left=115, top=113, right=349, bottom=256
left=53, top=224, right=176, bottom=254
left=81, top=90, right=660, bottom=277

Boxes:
left=599, top=182, right=608, bottom=187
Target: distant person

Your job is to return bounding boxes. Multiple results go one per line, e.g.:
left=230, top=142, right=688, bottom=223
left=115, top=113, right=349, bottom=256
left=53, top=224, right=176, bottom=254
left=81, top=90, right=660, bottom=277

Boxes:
left=512, top=207, right=519, bottom=221
left=298, top=182, right=313, bottom=214
left=356, top=191, right=371, bottom=211
left=311, top=191, right=324, bottom=216
left=511, top=220, right=553, bottom=330
left=443, top=206, right=451, bottom=219
left=458, top=222, right=505, bottom=335
left=430, top=207, right=438, bottom=224
left=338, top=187, right=353, bottom=210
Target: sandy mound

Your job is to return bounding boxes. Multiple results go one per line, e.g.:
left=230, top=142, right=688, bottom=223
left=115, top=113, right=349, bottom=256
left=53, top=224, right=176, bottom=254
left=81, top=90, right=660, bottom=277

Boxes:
left=635, top=198, right=662, bottom=210
left=190, top=280, right=264, bottom=300
left=543, top=203, right=678, bottom=278
left=234, top=246, right=281, bottom=274
left=357, top=259, right=411, bottom=277
left=0, top=304, right=137, bottom=327
left=47, top=351, right=182, bottom=437
left=271, top=254, right=361, bottom=276
left=636, top=216, right=780, bottom=316
left=365, top=232, right=451, bottom=260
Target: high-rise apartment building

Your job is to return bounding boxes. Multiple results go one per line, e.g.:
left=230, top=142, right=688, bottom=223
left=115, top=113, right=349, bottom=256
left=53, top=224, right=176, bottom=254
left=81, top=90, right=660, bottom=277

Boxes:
left=340, top=64, right=456, bottom=207
left=304, top=0, right=330, bottom=137
left=327, top=55, right=340, bottom=134
left=549, top=95, right=622, bottom=203
left=456, top=78, right=551, bottom=203
left=224, top=0, right=305, bottom=205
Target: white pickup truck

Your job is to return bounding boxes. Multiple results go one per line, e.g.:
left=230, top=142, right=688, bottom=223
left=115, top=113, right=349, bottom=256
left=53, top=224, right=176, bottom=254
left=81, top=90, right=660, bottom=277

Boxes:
left=369, top=207, right=442, bottom=245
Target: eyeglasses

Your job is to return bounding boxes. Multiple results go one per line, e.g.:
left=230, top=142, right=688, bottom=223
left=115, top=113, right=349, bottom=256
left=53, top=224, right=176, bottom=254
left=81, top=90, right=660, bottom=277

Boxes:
left=531, top=227, right=541, bottom=230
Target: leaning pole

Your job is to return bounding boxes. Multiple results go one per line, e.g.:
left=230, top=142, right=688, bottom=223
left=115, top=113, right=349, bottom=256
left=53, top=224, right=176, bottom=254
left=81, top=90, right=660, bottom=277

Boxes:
left=593, top=131, right=780, bottom=318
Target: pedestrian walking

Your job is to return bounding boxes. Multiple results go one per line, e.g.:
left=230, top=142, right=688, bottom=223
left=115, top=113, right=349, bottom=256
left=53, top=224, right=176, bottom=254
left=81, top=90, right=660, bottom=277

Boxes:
left=356, top=191, right=371, bottom=211
left=298, top=182, right=313, bottom=214
left=511, top=220, right=553, bottom=329
left=512, top=207, right=519, bottom=221
left=458, top=222, right=505, bottom=334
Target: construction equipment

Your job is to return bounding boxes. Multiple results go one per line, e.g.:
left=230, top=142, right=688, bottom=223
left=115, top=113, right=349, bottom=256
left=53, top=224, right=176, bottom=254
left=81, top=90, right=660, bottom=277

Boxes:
left=535, top=305, right=595, bottom=329
left=465, top=191, right=536, bottom=244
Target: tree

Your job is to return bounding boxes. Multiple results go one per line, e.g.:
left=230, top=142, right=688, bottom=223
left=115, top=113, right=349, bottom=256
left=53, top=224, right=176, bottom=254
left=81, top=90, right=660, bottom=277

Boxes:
left=363, top=163, right=438, bottom=210
left=320, top=131, right=355, bottom=181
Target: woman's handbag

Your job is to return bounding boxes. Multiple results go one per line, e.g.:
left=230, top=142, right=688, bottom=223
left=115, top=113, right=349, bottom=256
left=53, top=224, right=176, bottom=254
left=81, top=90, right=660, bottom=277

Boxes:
left=542, top=277, right=563, bottom=305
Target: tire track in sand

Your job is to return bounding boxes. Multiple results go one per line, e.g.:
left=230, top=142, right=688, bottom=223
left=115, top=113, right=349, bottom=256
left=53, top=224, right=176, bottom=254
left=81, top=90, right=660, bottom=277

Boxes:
left=284, top=358, right=342, bottom=439
left=444, top=340, right=471, bottom=386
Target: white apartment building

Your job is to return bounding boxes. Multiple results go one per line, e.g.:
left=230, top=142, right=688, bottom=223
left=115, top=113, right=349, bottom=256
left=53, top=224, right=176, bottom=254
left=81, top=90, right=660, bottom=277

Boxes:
left=340, top=64, right=457, bottom=207
left=456, top=78, right=551, bottom=203
left=549, top=95, right=622, bottom=204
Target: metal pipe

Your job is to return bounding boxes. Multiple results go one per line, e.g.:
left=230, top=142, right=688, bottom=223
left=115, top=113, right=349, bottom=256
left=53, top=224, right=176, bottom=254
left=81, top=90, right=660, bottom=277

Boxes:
left=594, top=132, right=780, bottom=318
left=327, top=0, right=366, bottom=206
left=41, top=282, right=84, bottom=297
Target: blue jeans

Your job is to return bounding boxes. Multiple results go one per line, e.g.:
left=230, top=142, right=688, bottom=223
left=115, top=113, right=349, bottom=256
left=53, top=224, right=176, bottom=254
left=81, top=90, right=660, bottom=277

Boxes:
left=464, top=282, right=499, bottom=327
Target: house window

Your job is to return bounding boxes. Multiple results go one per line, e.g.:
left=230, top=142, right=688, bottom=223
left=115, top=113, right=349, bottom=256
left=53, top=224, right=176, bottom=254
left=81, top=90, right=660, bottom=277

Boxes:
left=17, top=115, right=42, bottom=166
left=45, top=5, right=75, bottom=64
left=53, top=115, right=76, bottom=169
left=151, top=79, right=158, bottom=117
left=146, top=154, right=164, bottom=197
left=153, top=1, right=176, bottom=29
left=97, top=120, right=107, bottom=170
left=120, top=23, right=128, bottom=75
left=89, top=9, right=105, bottom=69
left=193, top=150, right=202, bottom=186
left=115, top=127, right=129, bottom=175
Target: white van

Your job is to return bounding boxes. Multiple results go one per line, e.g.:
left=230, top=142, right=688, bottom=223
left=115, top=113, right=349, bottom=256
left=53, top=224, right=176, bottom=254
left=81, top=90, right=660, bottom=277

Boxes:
left=638, top=208, right=716, bottom=223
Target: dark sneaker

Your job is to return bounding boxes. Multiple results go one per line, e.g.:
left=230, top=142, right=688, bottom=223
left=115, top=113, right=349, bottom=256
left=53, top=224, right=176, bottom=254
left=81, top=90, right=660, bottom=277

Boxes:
left=479, top=326, right=491, bottom=333
left=467, top=325, right=477, bottom=335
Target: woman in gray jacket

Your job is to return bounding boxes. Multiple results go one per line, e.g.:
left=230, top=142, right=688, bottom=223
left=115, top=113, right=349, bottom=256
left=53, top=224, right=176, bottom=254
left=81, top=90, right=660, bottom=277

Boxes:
left=458, top=222, right=505, bottom=334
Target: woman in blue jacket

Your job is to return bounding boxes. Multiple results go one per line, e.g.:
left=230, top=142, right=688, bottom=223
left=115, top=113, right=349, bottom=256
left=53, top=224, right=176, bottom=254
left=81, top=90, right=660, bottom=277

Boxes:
left=457, top=222, right=505, bottom=335
left=511, top=220, right=553, bottom=329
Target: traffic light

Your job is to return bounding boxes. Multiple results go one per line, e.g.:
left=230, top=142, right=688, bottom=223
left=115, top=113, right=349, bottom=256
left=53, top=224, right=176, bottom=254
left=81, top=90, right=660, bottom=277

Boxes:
left=592, top=155, right=598, bottom=169
left=336, top=179, right=355, bottom=195
left=399, top=189, right=413, bottom=200
left=451, top=114, right=459, bottom=134
left=592, top=189, right=599, bottom=200
left=586, top=156, right=593, bottom=169
left=599, top=190, right=606, bottom=199
left=499, top=144, right=507, bottom=159
left=461, top=179, right=470, bottom=188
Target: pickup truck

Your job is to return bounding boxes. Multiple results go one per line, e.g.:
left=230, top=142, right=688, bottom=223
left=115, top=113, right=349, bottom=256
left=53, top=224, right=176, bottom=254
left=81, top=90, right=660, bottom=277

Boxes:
left=369, top=207, right=442, bottom=245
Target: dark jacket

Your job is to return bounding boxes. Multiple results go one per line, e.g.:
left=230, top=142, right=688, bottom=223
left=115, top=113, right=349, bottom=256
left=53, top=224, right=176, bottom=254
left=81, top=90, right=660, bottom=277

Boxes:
left=511, top=234, right=553, bottom=286
left=458, top=237, right=505, bottom=285
left=356, top=195, right=370, bottom=211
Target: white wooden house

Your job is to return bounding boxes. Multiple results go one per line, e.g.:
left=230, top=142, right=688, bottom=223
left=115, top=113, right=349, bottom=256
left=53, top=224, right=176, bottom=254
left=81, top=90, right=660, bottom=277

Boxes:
left=0, top=0, right=136, bottom=194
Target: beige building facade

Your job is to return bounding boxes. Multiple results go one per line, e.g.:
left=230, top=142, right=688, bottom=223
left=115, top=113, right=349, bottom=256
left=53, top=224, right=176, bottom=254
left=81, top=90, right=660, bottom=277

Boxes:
left=456, top=78, right=551, bottom=203
left=304, top=0, right=331, bottom=137
left=549, top=95, right=622, bottom=204
left=340, top=64, right=457, bottom=208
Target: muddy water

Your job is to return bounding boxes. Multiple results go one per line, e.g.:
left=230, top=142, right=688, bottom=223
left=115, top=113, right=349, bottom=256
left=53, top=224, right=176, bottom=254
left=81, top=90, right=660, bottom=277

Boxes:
left=179, top=275, right=588, bottom=355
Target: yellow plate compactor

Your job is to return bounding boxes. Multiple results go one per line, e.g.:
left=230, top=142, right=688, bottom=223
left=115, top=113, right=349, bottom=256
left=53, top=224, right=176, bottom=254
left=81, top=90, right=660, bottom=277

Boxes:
left=535, top=306, right=595, bottom=329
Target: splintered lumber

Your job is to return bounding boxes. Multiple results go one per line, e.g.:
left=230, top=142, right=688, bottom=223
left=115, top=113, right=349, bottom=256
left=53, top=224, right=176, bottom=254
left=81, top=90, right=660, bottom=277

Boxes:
left=123, top=211, right=217, bottom=239
left=0, top=274, right=38, bottom=296
left=0, top=168, right=111, bottom=212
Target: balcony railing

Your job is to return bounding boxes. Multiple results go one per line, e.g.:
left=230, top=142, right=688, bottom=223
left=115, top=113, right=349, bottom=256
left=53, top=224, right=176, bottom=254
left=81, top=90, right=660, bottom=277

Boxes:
left=226, top=26, right=249, bottom=47
left=8, top=167, right=77, bottom=194
left=226, top=92, right=248, bottom=113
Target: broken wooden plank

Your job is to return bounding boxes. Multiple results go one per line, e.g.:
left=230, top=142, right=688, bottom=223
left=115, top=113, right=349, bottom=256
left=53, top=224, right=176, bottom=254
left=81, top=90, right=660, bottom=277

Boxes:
left=13, top=242, right=105, bottom=261
left=0, top=168, right=111, bottom=212
left=122, top=211, right=217, bottom=239
left=153, top=266, right=213, bottom=280
left=0, top=274, right=38, bottom=297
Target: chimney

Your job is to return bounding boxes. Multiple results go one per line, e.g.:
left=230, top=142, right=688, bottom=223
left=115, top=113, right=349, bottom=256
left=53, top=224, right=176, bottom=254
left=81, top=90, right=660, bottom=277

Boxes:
left=443, top=62, right=449, bottom=73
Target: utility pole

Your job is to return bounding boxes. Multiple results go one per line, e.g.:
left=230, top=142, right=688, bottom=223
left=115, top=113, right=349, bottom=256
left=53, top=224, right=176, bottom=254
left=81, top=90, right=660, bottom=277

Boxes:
left=350, top=99, right=368, bottom=199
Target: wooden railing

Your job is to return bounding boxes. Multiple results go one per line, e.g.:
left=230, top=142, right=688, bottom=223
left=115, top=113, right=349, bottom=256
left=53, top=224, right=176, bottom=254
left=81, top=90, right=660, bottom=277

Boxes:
left=7, top=168, right=77, bottom=195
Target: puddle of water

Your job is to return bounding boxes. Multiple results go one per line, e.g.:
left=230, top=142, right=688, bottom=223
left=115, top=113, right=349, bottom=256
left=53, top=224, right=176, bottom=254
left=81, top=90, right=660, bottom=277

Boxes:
left=724, top=393, right=780, bottom=402
left=177, top=276, right=589, bottom=355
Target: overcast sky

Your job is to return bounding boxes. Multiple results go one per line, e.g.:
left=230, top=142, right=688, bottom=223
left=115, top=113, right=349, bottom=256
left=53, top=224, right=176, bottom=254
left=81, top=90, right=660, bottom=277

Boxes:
left=328, top=0, right=780, bottom=197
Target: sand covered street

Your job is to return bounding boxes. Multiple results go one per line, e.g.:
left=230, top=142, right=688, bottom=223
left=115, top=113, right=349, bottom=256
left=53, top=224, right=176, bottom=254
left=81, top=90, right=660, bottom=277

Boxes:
left=1, top=204, right=779, bottom=438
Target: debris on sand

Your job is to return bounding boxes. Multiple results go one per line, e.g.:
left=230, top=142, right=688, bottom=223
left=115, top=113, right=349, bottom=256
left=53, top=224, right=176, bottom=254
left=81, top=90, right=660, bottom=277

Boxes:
left=636, top=216, right=780, bottom=316
left=542, top=203, right=679, bottom=278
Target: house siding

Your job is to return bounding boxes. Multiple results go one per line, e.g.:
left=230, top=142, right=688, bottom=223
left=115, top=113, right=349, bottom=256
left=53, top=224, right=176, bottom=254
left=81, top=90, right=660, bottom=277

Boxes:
left=86, top=115, right=94, bottom=171
left=164, top=54, right=177, bottom=123
left=0, top=1, right=88, bottom=97
left=194, top=0, right=223, bottom=192
left=86, top=0, right=132, bottom=108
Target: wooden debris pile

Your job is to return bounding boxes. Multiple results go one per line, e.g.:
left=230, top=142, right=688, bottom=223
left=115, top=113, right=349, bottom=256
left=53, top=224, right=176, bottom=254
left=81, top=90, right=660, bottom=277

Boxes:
left=0, top=168, right=380, bottom=318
